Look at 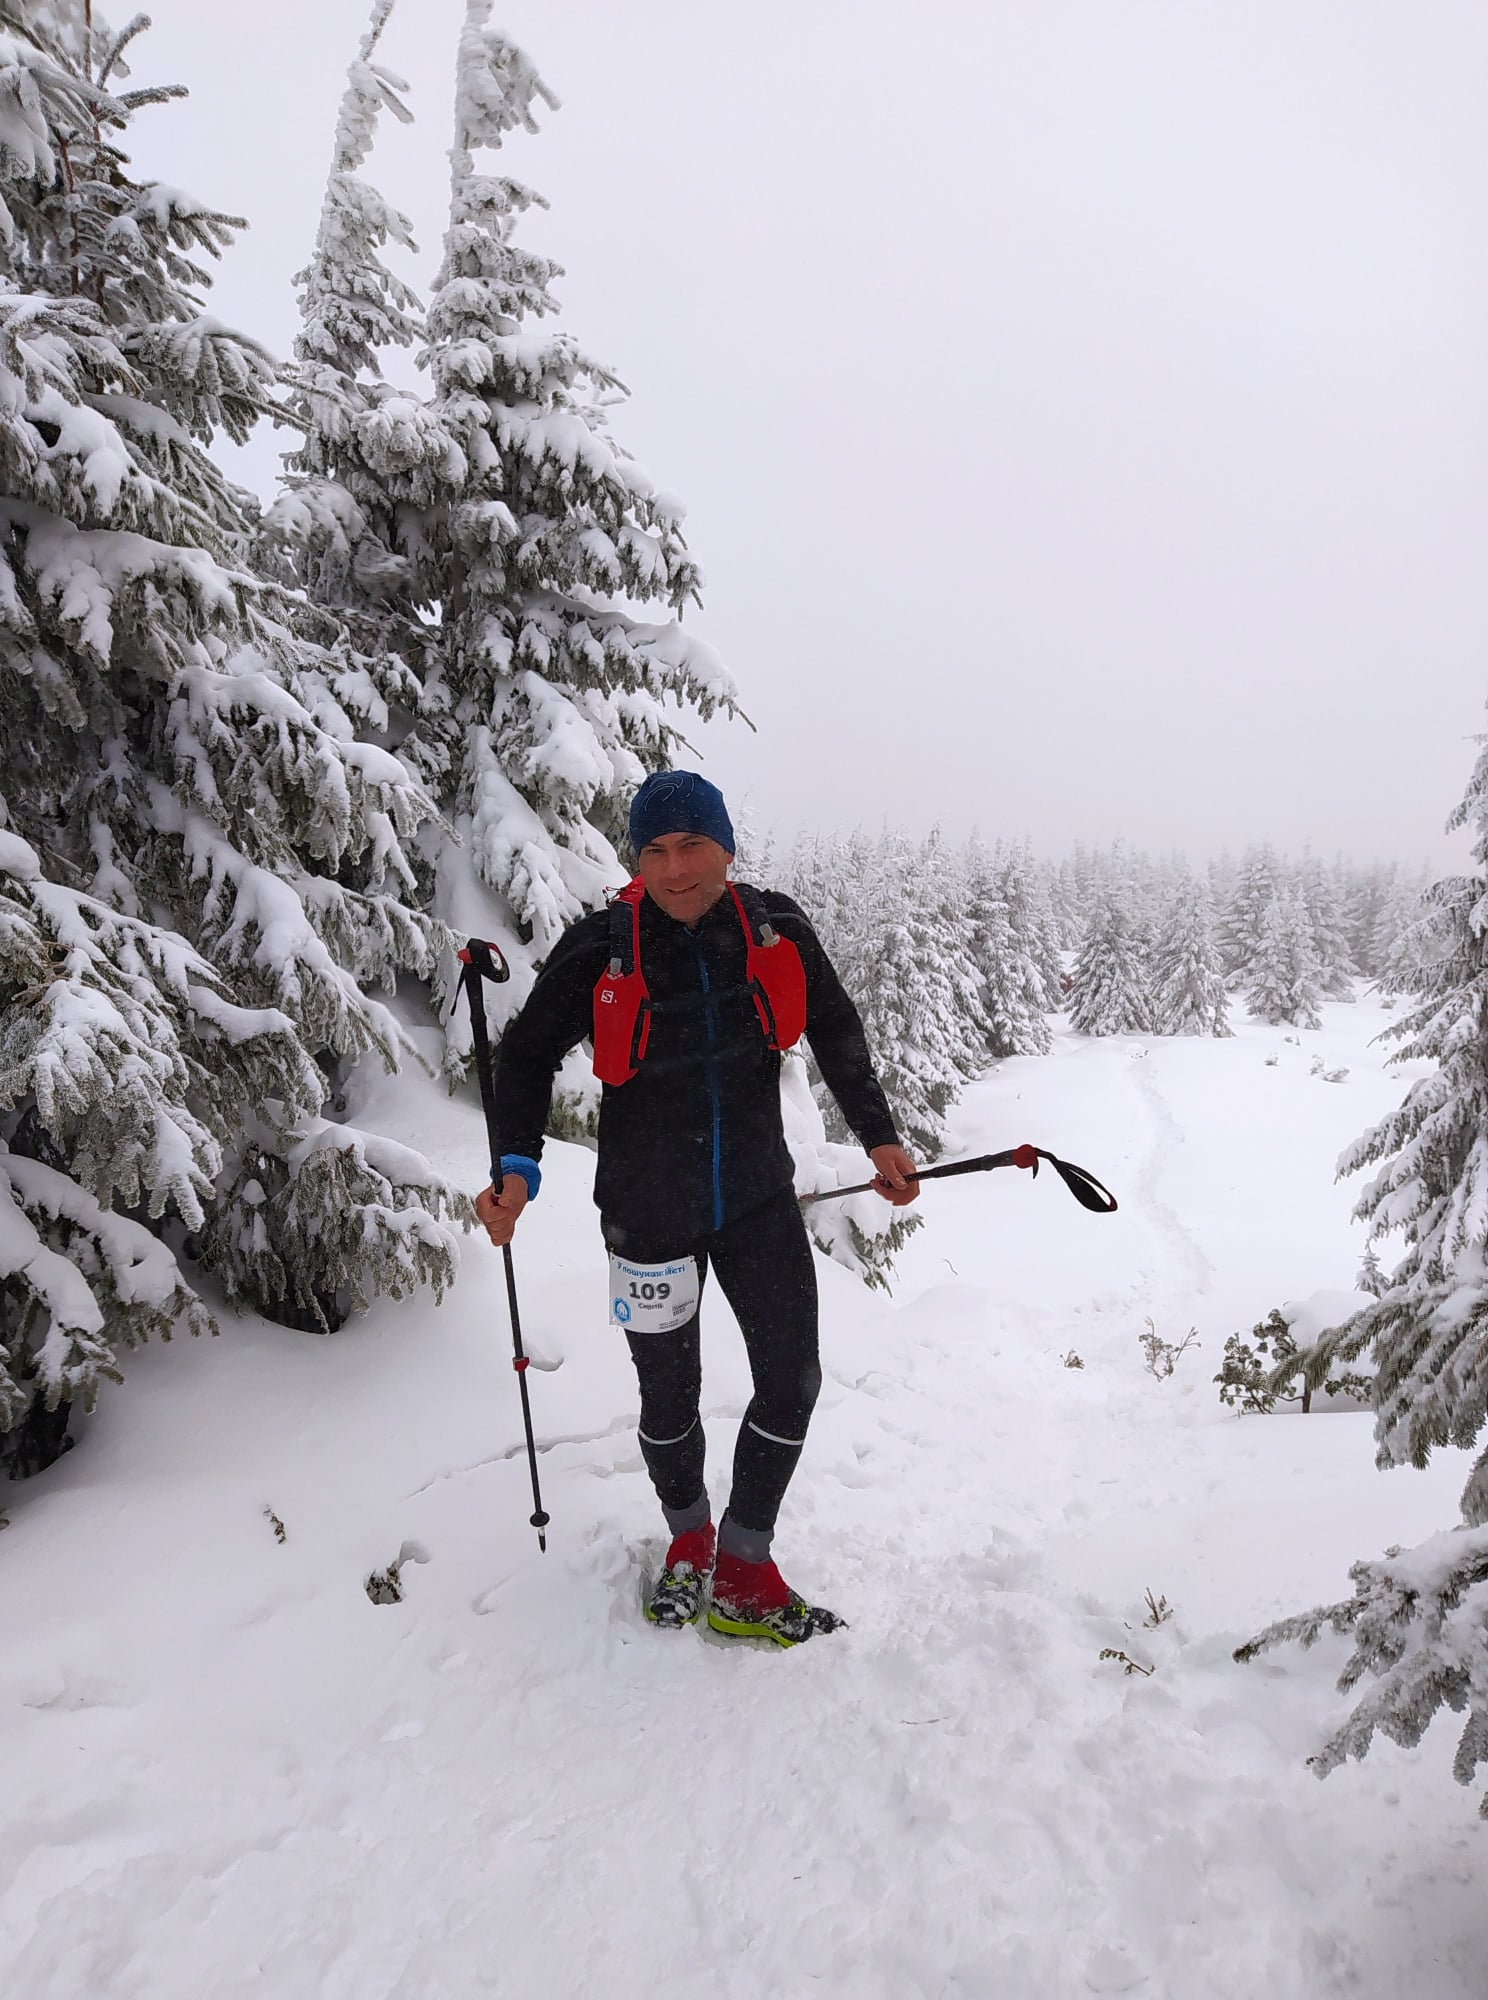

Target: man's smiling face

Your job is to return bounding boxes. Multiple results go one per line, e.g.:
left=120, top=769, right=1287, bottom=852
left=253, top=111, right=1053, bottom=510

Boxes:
left=636, top=830, right=733, bottom=926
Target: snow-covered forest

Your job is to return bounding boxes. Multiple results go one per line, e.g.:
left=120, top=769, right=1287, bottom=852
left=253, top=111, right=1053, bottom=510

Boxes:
left=767, top=833, right=1426, bottom=1156
left=3, top=4, right=1487, bottom=1995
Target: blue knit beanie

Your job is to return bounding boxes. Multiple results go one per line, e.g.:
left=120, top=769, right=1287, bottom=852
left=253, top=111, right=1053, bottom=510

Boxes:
left=629, top=770, right=735, bottom=855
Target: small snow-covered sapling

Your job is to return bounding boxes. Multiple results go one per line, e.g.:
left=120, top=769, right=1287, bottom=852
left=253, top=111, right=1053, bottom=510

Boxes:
left=1139, top=1318, right=1200, bottom=1380
left=1215, top=1308, right=1369, bottom=1415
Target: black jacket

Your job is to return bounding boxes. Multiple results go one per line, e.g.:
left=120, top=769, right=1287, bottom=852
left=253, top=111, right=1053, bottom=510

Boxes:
left=492, top=885, right=898, bottom=1247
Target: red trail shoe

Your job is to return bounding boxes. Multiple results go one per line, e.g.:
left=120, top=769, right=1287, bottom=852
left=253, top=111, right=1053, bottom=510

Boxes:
left=707, top=1550, right=846, bottom=1646
left=644, top=1521, right=716, bottom=1628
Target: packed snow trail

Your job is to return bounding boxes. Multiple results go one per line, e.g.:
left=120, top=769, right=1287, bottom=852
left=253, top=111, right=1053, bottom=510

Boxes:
left=3, top=1003, right=1484, bottom=1998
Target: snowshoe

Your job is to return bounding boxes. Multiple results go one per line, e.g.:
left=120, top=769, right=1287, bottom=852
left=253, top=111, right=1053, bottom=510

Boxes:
left=644, top=1521, right=715, bottom=1628
left=706, top=1552, right=846, bottom=1647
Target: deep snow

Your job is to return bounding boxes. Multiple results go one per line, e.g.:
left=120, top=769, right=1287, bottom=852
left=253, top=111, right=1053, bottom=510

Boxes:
left=3, top=999, right=1483, bottom=1999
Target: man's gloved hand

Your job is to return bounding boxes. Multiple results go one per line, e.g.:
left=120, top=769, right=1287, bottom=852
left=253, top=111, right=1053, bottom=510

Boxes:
left=869, top=1143, right=920, bottom=1207
left=473, top=1173, right=530, bottom=1246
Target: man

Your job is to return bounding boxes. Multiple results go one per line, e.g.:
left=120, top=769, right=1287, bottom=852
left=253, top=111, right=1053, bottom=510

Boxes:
left=474, top=770, right=917, bottom=1645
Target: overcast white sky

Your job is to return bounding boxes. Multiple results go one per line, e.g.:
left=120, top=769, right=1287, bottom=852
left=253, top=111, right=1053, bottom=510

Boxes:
left=132, top=1, right=1488, bottom=864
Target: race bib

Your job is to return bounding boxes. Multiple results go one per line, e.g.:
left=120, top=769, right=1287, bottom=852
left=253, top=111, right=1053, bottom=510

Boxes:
left=609, top=1252, right=700, bottom=1334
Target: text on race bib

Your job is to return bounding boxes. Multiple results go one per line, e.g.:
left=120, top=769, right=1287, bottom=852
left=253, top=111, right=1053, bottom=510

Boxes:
left=608, top=1252, right=701, bottom=1334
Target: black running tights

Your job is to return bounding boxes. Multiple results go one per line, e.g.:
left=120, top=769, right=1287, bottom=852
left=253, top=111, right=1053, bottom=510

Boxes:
left=612, top=1186, right=821, bottom=1546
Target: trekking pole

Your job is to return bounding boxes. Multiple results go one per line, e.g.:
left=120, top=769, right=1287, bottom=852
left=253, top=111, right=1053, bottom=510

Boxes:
left=458, top=938, right=551, bottom=1554
left=800, top=1144, right=1118, bottom=1214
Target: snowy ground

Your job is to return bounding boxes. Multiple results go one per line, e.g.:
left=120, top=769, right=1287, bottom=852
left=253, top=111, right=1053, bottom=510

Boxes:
left=3, top=999, right=1483, bottom=2000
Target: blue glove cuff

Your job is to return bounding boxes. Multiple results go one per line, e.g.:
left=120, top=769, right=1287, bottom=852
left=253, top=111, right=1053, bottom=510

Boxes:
left=498, top=1154, right=542, bottom=1201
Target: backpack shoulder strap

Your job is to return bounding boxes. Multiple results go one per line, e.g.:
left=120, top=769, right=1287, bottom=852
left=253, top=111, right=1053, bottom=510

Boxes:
left=607, top=876, right=646, bottom=974
left=729, top=881, right=777, bottom=944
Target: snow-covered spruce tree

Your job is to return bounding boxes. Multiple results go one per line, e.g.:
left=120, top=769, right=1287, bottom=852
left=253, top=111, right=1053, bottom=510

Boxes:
left=1368, top=866, right=1434, bottom=991
left=1061, top=843, right=1102, bottom=938
left=832, top=831, right=972, bottom=1157
left=1151, top=873, right=1230, bottom=1036
left=1344, top=862, right=1430, bottom=989
left=1000, top=841, right=1066, bottom=1012
left=1343, top=862, right=1392, bottom=980
left=778, top=832, right=830, bottom=945
left=1244, top=889, right=1323, bottom=1029
left=807, top=827, right=877, bottom=981
left=1237, top=735, right=1488, bottom=1811
left=1207, top=849, right=1238, bottom=933
left=964, top=837, right=1051, bottom=1058
left=921, top=826, right=992, bottom=1070
left=783, top=829, right=868, bottom=1090
left=1070, top=895, right=1152, bottom=1036
left=1300, top=857, right=1357, bottom=1000
left=0, top=15, right=461, bottom=1473
left=1050, top=853, right=1084, bottom=947
left=264, top=0, right=456, bottom=688
left=408, top=3, right=735, bottom=1059
left=1218, top=842, right=1281, bottom=984
left=1123, top=848, right=1166, bottom=965
left=772, top=829, right=922, bottom=1279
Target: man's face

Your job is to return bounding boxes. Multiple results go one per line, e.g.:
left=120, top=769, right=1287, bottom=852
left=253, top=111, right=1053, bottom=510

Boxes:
left=636, top=831, right=732, bottom=926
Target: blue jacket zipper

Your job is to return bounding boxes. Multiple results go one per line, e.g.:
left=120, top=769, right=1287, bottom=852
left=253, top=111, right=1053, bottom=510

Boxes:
left=696, top=940, right=724, bottom=1230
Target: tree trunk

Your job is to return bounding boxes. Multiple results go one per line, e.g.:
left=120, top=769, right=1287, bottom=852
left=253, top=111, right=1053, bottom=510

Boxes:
left=1, top=1393, right=74, bottom=1480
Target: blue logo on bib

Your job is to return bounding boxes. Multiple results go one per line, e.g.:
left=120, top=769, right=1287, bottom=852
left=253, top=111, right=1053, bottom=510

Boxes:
left=613, top=1297, right=631, bottom=1323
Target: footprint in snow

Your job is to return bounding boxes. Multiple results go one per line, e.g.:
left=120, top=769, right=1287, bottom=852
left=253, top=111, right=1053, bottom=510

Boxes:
left=1084, top=1943, right=1148, bottom=1992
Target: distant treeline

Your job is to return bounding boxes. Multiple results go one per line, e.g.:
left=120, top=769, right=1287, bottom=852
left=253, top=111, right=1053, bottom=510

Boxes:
left=748, top=831, right=1425, bottom=1156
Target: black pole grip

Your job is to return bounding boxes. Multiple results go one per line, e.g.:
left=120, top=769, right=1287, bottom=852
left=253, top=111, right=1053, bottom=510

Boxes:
left=799, top=1145, right=1117, bottom=1214
left=459, top=938, right=511, bottom=984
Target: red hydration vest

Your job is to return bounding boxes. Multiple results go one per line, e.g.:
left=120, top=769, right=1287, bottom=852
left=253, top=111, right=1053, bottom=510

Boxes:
left=592, top=878, right=808, bottom=1087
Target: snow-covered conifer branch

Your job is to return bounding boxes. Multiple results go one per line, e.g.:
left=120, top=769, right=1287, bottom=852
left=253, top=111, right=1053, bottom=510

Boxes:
left=1237, top=718, right=1488, bottom=1811
left=199, top=1119, right=468, bottom=1332
left=1238, top=1527, right=1488, bottom=1816
left=0, top=1150, right=213, bottom=1421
